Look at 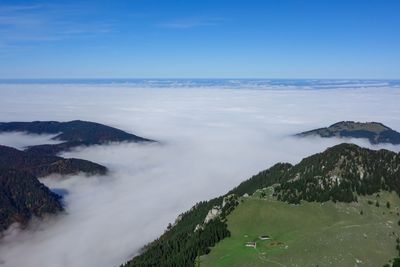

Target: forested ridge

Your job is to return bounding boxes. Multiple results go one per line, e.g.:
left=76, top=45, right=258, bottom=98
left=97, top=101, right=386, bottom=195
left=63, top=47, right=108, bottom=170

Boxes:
left=274, top=143, right=400, bottom=203
left=297, top=121, right=400, bottom=144
left=0, top=120, right=154, bottom=155
left=0, top=120, right=156, bottom=233
left=0, top=144, right=106, bottom=231
left=0, top=145, right=107, bottom=177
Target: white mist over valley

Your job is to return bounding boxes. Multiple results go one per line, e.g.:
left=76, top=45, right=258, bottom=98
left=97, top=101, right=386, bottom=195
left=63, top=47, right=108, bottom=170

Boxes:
left=0, top=81, right=400, bottom=267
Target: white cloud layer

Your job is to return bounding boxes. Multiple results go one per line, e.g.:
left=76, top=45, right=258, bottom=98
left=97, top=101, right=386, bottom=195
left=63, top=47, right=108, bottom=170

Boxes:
left=0, top=132, right=61, bottom=150
left=0, top=84, right=399, bottom=267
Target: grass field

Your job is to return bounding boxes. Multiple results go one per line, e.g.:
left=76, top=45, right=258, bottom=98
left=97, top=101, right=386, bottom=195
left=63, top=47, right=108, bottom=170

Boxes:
left=201, top=189, right=400, bottom=267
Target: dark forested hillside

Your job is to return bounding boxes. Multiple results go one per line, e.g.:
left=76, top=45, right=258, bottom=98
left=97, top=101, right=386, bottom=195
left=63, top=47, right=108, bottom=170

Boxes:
left=122, top=143, right=400, bottom=267
left=0, top=168, right=63, bottom=231
left=0, top=121, right=131, bottom=232
left=123, top=197, right=230, bottom=267
left=274, top=143, right=400, bottom=203
left=0, top=120, right=155, bottom=155
left=296, top=121, right=400, bottom=144
left=0, top=143, right=106, bottom=231
left=0, top=145, right=107, bottom=177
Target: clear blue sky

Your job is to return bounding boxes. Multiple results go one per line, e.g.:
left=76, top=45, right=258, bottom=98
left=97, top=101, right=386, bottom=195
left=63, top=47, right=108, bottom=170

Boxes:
left=1, top=0, right=399, bottom=79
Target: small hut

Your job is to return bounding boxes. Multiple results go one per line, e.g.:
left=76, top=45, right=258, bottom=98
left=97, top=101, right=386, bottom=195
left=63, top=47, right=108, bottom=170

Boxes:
left=245, top=242, right=257, bottom=248
left=259, top=235, right=270, bottom=240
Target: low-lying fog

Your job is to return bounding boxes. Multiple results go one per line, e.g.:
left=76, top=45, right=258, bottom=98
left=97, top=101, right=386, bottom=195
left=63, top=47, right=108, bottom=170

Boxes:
left=0, top=132, right=62, bottom=150
left=0, top=83, right=399, bottom=267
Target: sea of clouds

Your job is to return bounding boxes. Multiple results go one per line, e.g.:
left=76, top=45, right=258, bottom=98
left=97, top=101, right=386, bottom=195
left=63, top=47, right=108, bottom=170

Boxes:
left=0, top=82, right=399, bottom=267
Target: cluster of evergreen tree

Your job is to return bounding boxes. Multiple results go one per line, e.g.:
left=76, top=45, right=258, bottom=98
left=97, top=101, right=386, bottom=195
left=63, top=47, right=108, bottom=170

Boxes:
left=121, top=196, right=227, bottom=267
left=275, top=178, right=357, bottom=204
left=0, top=168, right=63, bottom=230
left=125, top=218, right=229, bottom=267
left=227, top=163, right=292, bottom=196
left=383, top=238, right=400, bottom=267
left=274, top=143, right=400, bottom=204
left=383, top=257, right=400, bottom=267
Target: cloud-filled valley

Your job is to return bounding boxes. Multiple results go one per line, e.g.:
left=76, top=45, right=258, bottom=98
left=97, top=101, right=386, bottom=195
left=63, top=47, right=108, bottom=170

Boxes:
left=0, top=82, right=400, bottom=267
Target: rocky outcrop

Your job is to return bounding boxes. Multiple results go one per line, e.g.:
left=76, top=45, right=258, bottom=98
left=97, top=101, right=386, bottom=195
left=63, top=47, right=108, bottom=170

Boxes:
left=195, top=194, right=239, bottom=232
left=204, top=207, right=222, bottom=224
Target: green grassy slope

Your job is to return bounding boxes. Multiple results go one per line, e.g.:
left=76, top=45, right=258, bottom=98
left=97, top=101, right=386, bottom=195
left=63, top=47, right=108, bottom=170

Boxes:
left=202, top=190, right=400, bottom=267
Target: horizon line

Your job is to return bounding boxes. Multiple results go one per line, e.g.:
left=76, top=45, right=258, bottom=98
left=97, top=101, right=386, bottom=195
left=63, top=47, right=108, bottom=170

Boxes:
left=1, top=77, right=400, bottom=81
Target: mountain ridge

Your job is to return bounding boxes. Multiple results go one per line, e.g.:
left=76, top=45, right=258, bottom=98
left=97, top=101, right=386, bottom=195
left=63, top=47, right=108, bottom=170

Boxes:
left=296, top=121, right=400, bottom=144
left=122, top=143, right=400, bottom=267
left=0, top=120, right=155, bottom=233
left=0, top=145, right=107, bottom=177
left=0, top=120, right=155, bottom=155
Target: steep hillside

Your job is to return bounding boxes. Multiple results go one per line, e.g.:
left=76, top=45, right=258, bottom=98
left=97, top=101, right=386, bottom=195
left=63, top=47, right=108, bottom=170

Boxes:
left=0, top=168, right=63, bottom=231
left=121, top=143, right=400, bottom=267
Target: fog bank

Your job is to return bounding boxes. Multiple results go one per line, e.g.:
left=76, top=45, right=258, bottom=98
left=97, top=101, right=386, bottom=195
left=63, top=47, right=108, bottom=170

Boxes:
left=0, top=132, right=61, bottom=150
left=0, top=83, right=399, bottom=267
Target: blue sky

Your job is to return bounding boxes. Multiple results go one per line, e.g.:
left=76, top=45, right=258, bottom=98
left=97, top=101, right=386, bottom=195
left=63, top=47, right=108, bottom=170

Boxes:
left=0, top=0, right=399, bottom=79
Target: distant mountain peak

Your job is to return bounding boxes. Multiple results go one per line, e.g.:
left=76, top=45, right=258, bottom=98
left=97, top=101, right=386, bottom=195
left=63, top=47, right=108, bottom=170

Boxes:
left=0, top=120, right=155, bottom=155
left=296, top=121, right=400, bottom=144
left=329, top=121, right=391, bottom=131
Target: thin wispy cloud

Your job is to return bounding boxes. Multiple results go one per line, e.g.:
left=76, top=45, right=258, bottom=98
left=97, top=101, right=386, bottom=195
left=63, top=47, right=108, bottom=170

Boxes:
left=158, top=17, right=222, bottom=29
left=0, top=3, right=114, bottom=48
left=0, top=4, right=43, bottom=13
